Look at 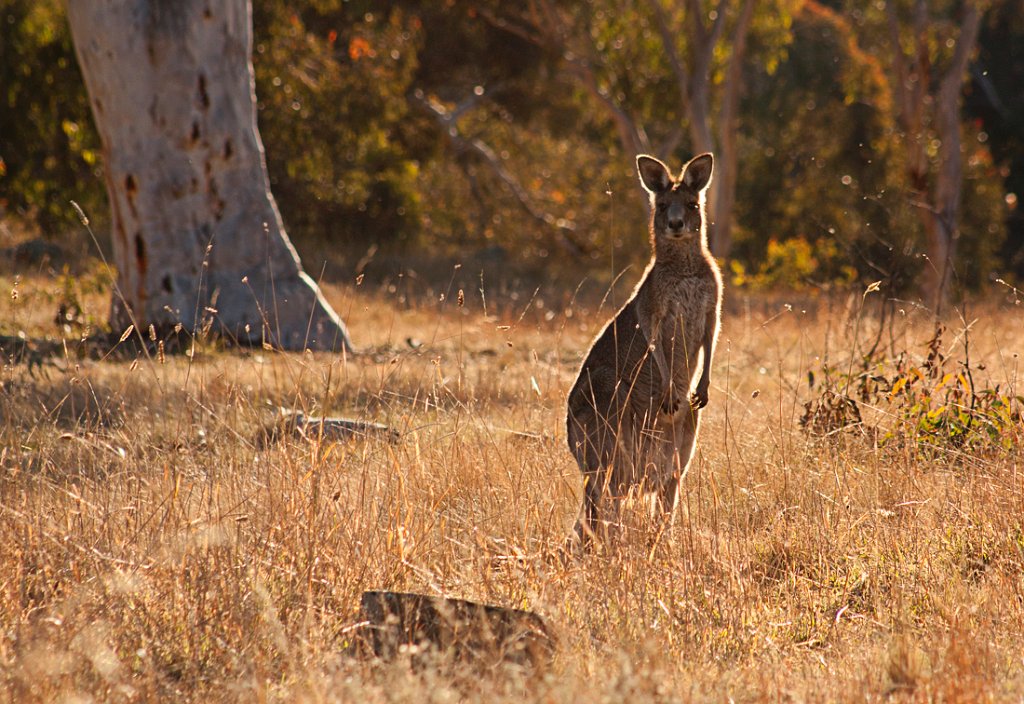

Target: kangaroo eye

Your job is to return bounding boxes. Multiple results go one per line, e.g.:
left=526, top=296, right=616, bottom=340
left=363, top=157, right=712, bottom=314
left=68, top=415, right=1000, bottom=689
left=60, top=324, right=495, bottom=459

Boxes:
left=657, top=203, right=669, bottom=213
left=687, top=203, right=699, bottom=211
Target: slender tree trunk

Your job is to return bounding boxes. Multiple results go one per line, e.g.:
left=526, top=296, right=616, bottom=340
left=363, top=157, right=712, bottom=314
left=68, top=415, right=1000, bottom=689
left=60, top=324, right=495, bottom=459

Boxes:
left=67, top=0, right=352, bottom=352
left=886, top=0, right=982, bottom=315
left=650, top=0, right=749, bottom=258
left=924, top=3, right=981, bottom=315
left=712, top=0, right=755, bottom=259
left=687, top=94, right=723, bottom=253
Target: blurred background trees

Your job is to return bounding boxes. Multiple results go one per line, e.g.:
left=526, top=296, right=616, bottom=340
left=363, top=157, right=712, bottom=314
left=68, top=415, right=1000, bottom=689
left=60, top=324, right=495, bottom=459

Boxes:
left=1, top=0, right=1021, bottom=306
left=0, top=0, right=103, bottom=237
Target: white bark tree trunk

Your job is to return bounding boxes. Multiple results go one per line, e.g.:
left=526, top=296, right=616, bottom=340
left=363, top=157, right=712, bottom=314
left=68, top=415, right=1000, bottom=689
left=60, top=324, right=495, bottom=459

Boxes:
left=67, top=0, right=353, bottom=352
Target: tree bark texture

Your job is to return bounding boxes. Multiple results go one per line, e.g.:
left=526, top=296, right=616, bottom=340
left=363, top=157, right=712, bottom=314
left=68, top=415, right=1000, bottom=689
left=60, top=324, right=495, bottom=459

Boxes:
left=67, top=0, right=353, bottom=352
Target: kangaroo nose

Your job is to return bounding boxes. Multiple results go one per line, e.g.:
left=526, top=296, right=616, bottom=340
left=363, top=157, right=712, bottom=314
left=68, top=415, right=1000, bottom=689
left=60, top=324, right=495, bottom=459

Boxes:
left=668, top=217, right=684, bottom=230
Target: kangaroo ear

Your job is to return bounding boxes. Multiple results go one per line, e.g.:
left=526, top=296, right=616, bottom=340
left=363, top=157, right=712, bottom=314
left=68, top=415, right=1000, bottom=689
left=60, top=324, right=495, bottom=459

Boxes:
left=637, top=155, right=672, bottom=194
left=681, top=153, right=714, bottom=191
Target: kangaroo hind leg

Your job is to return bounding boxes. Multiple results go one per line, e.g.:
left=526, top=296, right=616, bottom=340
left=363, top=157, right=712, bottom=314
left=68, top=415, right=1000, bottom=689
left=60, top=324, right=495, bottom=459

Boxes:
left=567, top=401, right=617, bottom=548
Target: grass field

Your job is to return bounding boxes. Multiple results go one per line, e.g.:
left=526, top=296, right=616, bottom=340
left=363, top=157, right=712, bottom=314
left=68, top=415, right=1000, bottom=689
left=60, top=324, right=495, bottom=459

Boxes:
left=1, top=264, right=1023, bottom=702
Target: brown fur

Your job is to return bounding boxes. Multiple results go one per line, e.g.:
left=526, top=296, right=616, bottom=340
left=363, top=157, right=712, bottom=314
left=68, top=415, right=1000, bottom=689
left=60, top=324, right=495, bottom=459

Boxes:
left=566, top=153, right=722, bottom=546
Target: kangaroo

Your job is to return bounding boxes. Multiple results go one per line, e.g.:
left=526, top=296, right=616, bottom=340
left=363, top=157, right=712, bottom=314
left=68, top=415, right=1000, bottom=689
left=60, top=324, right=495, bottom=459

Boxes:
left=566, top=152, right=722, bottom=546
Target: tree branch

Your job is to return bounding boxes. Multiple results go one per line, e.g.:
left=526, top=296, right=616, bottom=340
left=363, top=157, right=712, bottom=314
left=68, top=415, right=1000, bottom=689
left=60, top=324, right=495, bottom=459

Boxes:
left=655, top=125, right=685, bottom=159
left=685, top=0, right=707, bottom=44
left=482, top=3, right=647, bottom=157
left=563, top=56, right=649, bottom=156
left=412, top=90, right=587, bottom=257
left=910, top=0, right=931, bottom=133
left=687, top=0, right=731, bottom=130
left=708, top=0, right=733, bottom=51
left=885, top=1, right=909, bottom=125
left=720, top=0, right=755, bottom=133
left=647, top=0, right=691, bottom=104
left=475, top=7, right=544, bottom=46
left=940, top=1, right=982, bottom=95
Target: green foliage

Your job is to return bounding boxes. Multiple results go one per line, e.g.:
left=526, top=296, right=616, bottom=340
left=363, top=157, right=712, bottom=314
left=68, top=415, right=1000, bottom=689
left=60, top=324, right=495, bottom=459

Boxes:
left=729, top=236, right=856, bottom=290
left=879, top=325, right=1023, bottom=451
left=840, top=0, right=1009, bottom=292
left=0, top=0, right=1020, bottom=293
left=802, top=322, right=1024, bottom=453
left=0, top=0, right=105, bottom=235
left=52, top=265, right=110, bottom=337
left=252, top=4, right=425, bottom=248
left=737, top=3, right=1009, bottom=296
left=737, top=5, right=913, bottom=291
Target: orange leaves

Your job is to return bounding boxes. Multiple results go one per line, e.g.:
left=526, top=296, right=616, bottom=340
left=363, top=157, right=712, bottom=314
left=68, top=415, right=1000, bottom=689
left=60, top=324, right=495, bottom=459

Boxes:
left=348, top=36, right=375, bottom=61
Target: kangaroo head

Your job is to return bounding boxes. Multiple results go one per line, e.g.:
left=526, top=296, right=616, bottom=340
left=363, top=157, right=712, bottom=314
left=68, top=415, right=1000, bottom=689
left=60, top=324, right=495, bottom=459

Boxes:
left=637, top=153, right=714, bottom=243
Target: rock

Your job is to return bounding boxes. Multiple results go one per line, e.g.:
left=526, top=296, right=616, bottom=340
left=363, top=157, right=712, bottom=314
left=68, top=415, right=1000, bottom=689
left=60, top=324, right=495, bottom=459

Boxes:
left=354, top=591, right=555, bottom=670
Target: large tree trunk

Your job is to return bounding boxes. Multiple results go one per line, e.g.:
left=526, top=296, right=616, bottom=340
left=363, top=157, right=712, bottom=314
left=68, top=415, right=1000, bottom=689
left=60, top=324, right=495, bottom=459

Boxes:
left=67, top=0, right=353, bottom=352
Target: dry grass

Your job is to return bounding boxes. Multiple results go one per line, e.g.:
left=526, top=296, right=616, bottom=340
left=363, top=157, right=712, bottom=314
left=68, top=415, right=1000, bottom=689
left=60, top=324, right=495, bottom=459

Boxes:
left=1, top=268, right=1023, bottom=702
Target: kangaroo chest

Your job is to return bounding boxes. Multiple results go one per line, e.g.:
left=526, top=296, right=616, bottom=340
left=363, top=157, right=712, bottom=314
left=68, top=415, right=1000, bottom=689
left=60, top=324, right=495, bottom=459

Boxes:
left=658, top=277, right=713, bottom=377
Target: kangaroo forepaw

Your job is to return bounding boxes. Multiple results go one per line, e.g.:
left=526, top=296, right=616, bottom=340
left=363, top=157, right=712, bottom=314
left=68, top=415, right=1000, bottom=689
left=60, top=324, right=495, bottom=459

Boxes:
left=690, top=389, right=708, bottom=409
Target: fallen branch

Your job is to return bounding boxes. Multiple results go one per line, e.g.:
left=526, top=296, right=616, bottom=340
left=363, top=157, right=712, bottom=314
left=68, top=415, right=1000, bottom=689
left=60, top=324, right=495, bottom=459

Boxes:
left=257, top=408, right=400, bottom=447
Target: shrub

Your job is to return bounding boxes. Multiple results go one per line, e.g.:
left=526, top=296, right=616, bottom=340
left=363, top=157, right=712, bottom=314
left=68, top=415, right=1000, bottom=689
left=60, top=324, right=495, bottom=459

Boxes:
left=802, top=321, right=1024, bottom=453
